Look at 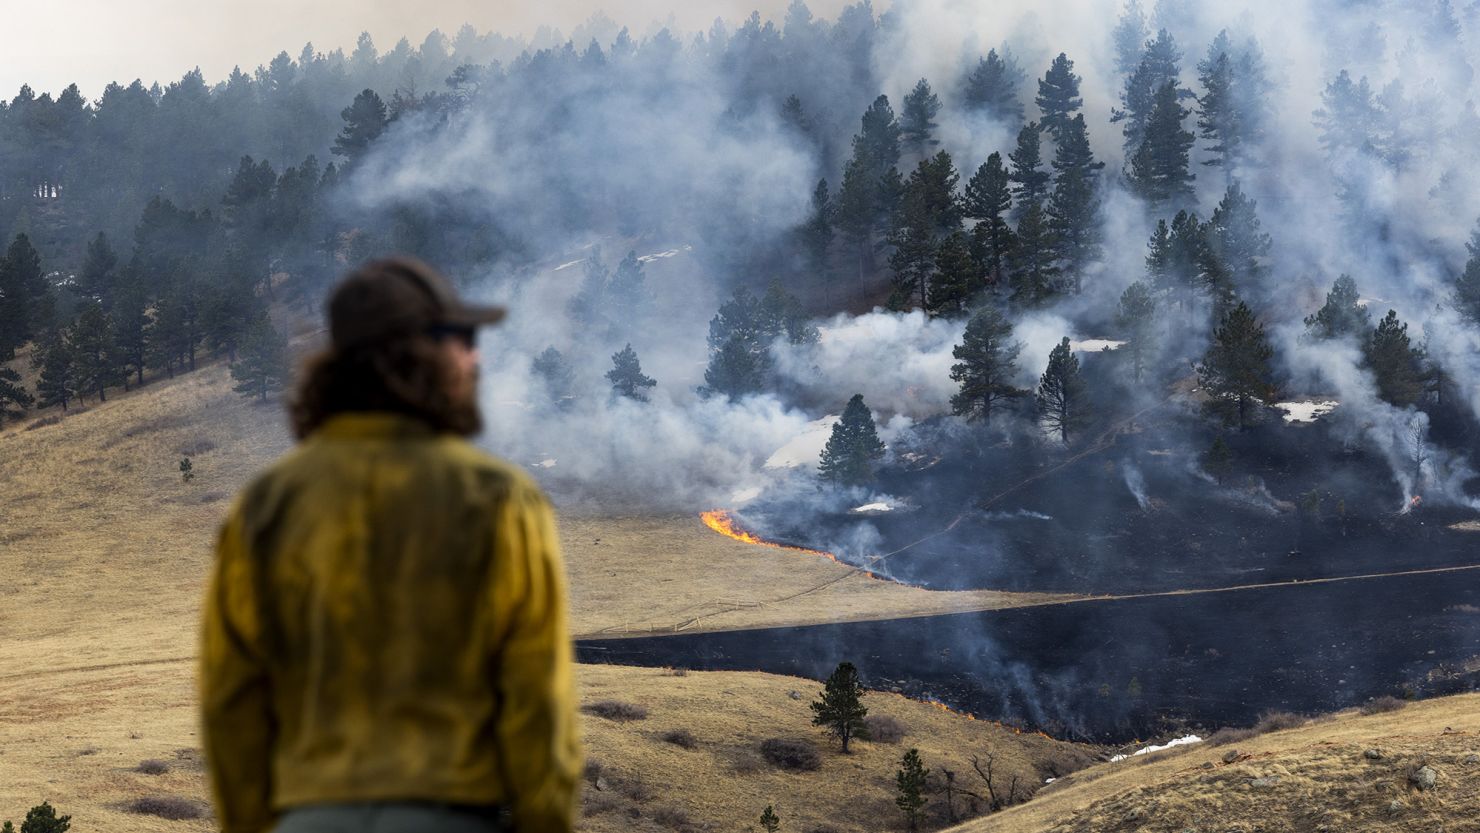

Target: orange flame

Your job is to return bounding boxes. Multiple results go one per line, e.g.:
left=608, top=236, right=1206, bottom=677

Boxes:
left=700, top=509, right=880, bottom=579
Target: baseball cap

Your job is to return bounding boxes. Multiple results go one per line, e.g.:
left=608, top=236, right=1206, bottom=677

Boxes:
left=327, top=256, right=506, bottom=350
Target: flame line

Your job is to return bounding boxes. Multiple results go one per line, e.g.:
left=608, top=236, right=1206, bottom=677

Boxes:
left=700, top=509, right=881, bottom=580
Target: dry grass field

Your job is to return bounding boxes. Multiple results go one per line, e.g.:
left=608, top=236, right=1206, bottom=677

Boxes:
left=0, top=361, right=1076, bottom=830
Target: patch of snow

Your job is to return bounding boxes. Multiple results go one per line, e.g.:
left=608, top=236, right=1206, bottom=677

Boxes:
left=1069, top=338, right=1125, bottom=352
left=730, top=486, right=763, bottom=506
left=1274, top=400, right=1339, bottom=423
left=1109, top=734, right=1203, bottom=762
left=553, top=259, right=585, bottom=272
left=1044, top=777, right=1056, bottom=784
left=765, top=415, right=839, bottom=470
left=532, top=459, right=557, bottom=469
left=637, top=244, right=693, bottom=263
left=851, top=502, right=893, bottom=514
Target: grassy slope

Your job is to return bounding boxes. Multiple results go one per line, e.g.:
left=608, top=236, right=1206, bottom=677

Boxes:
left=958, top=694, right=1480, bottom=833
left=0, top=362, right=1083, bottom=830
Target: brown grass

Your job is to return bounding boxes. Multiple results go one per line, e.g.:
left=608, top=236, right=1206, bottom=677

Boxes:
left=0, top=363, right=1089, bottom=833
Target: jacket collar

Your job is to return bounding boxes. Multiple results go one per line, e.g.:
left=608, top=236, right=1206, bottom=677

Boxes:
left=314, top=412, right=439, bottom=440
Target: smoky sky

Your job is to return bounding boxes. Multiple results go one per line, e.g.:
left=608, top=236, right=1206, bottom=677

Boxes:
left=4, top=0, right=871, bottom=99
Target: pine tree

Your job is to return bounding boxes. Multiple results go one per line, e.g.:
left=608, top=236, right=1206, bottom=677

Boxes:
left=332, top=89, right=389, bottom=166
left=76, top=232, right=119, bottom=303
left=703, top=335, right=769, bottom=400
left=1046, top=114, right=1104, bottom=292
left=230, top=315, right=290, bottom=402
left=0, top=233, right=48, bottom=357
left=1145, top=219, right=1174, bottom=294
left=780, top=93, right=813, bottom=140
left=759, top=805, right=781, bottom=833
left=895, top=748, right=930, bottom=831
left=818, top=394, right=886, bottom=486
left=963, top=153, right=1015, bottom=291
left=1009, top=202, right=1058, bottom=306
left=1116, top=281, right=1157, bottom=382
left=1314, top=70, right=1381, bottom=156
left=834, top=158, right=876, bottom=280
left=1453, top=221, right=1480, bottom=325
left=950, top=306, right=1024, bottom=423
left=568, top=255, right=610, bottom=332
left=1035, top=53, right=1083, bottom=141
left=1201, top=182, right=1270, bottom=300
left=531, top=347, right=575, bottom=410
left=1127, top=82, right=1195, bottom=210
left=606, top=251, right=648, bottom=332
left=1197, top=301, right=1276, bottom=428
left=1202, top=434, right=1233, bottom=484
left=855, top=94, right=902, bottom=179
left=758, top=278, right=819, bottom=345
left=1114, top=28, right=1183, bottom=154
left=69, top=301, right=116, bottom=403
left=803, top=178, right=835, bottom=290
left=900, top=78, right=941, bottom=155
left=109, top=287, right=150, bottom=388
left=18, top=802, right=69, bottom=833
left=929, top=231, right=976, bottom=316
left=1008, top=121, right=1050, bottom=216
left=961, top=48, right=1024, bottom=123
left=0, top=364, right=32, bottom=422
left=810, top=661, right=869, bottom=752
left=888, top=192, right=935, bottom=311
left=1304, top=274, right=1370, bottom=340
left=1167, top=210, right=1206, bottom=316
left=1196, top=32, right=1246, bottom=174
left=908, top=150, right=963, bottom=236
left=1112, top=0, right=1151, bottom=79
left=1366, top=310, right=1424, bottom=407
left=607, top=343, right=656, bottom=402
left=1037, top=337, right=1088, bottom=443
left=33, top=328, right=75, bottom=412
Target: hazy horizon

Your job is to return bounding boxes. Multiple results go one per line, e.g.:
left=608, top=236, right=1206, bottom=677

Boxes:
left=5, top=0, right=877, bottom=100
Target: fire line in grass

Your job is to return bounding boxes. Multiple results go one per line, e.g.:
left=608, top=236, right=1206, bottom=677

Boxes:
left=700, top=509, right=881, bottom=579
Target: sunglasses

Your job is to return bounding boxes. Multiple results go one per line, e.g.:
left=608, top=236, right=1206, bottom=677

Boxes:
left=426, top=324, right=478, bottom=348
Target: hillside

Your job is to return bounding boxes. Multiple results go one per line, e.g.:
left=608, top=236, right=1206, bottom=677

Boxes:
left=0, top=357, right=1082, bottom=830
left=960, top=693, right=1480, bottom=833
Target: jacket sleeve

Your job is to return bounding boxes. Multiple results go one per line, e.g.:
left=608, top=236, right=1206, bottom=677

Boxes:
left=490, top=482, right=583, bottom=833
left=200, top=503, right=278, bottom=833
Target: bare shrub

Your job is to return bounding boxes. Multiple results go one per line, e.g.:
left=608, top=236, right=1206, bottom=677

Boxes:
left=583, top=700, right=648, bottom=722
left=1037, top=746, right=1100, bottom=779
left=651, top=806, right=692, bottom=830
left=582, top=791, right=623, bottom=817
left=25, top=414, right=62, bottom=431
left=1206, top=727, right=1256, bottom=747
left=618, top=777, right=654, bottom=803
left=583, top=758, right=606, bottom=784
left=1253, top=711, right=1307, bottom=735
left=127, top=796, right=206, bottom=820
left=863, top=714, right=907, bottom=744
left=761, top=737, right=822, bottom=771
left=663, top=667, right=689, bottom=677
left=662, top=728, right=698, bottom=749
left=1359, top=696, right=1407, bottom=715
left=76, top=746, right=100, bottom=756
left=730, top=750, right=765, bottom=775
left=135, top=759, right=170, bottom=775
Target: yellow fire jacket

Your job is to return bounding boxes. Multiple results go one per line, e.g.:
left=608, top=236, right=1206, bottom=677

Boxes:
left=200, top=412, right=582, bottom=833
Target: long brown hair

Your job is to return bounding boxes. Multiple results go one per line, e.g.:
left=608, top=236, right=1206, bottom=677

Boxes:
left=289, top=335, right=482, bottom=439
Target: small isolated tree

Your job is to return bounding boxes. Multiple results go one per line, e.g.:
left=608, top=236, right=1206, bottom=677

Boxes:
left=180, top=456, right=195, bottom=483
left=818, top=394, right=886, bottom=487
left=1304, top=274, right=1370, bottom=340
left=607, top=343, right=656, bottom=402
left=19, top=802, right=70, bottom=833
left=950, top=306, right=1024, bottom=424
left=1116, top=281, right=1158, bottom=382
left=1037, top=337, right=1088, bottom=443
left=811, top=661, right=869, bottom=753
left=230, top=315, right=289, bottom=402
left=759, top=805, right=780, bottom=833
left=896, top=748, right=930, bottom=831
left=1197, top=301, right=1276, bottom=428
left=1202, top=434, right=1233, bottom=484
left=531, top=347, right=575, bottom=410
